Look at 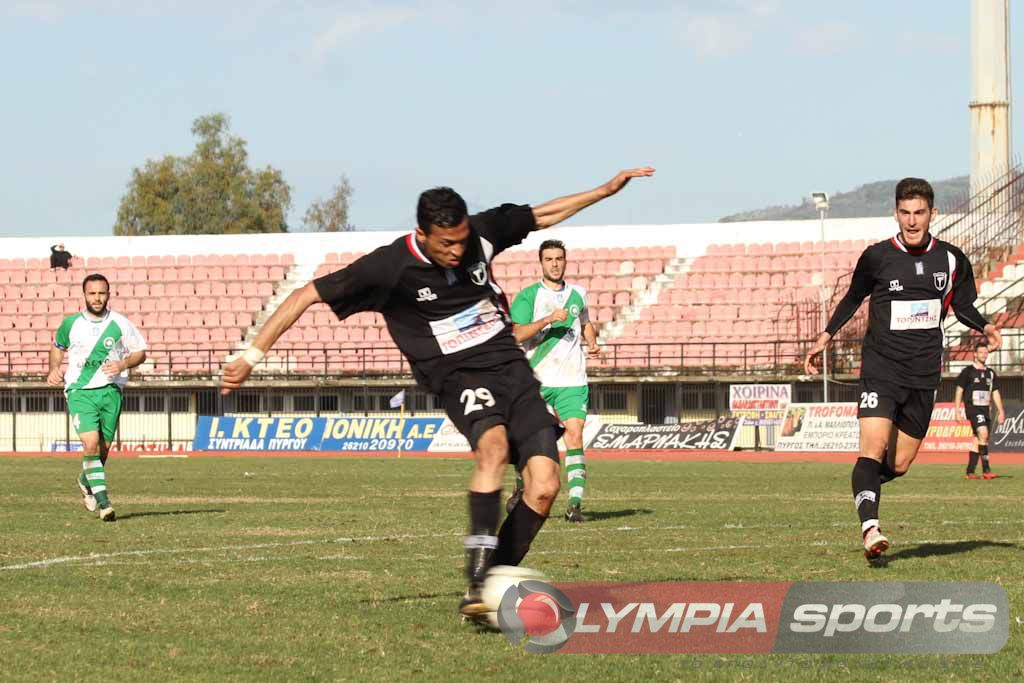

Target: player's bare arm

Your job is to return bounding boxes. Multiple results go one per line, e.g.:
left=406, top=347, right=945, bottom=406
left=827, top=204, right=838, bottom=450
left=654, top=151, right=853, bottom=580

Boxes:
left=46, top=346, right=64, bottom=387
left=512, top=308, right=568, bottom=343
left=954, top=386, right=965, bottom=421
left=583, top=321, right=600, bottom=355
left=804, top=331, right=832, bottom=375
left=220, top=282, right=323, bottom=394
left=101, top=351, right=147, bottom=378
left=531, top=167, right=655, bottom=229
left=993, top=388, right=1006, bottom=424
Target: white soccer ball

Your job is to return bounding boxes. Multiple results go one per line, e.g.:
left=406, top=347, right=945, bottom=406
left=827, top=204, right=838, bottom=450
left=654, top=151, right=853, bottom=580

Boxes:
left=480, top=564, right=549, bottom=630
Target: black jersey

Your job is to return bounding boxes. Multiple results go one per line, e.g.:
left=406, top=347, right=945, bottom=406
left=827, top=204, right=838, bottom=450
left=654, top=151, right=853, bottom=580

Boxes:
left=313, top=204, right=535, bottom=392
left=825, top=234, right=988, bottom=389
left=956, top=364, right=997, bottom=411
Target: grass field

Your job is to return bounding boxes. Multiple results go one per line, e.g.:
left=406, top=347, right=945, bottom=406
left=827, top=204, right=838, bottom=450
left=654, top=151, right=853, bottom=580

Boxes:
left=2, top=455, right=1022, bottom=681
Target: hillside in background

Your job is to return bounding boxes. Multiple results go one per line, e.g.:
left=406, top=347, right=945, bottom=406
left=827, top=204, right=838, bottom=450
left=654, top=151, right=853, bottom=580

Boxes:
left=719, top=176, right=969, bottom=222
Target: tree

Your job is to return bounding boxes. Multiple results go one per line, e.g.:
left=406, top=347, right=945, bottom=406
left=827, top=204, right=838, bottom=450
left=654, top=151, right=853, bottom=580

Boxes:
left=114, top=113, right=292, bottom=235
left=303, top=175, right=354, bottom=232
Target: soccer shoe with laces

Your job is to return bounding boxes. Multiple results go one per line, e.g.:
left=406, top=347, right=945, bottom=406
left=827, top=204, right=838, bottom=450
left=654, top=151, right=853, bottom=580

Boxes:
left=77, top=478, right=98, bottom=513
left=863, top=526, right=889, bottom=560
left=564, top=504, right=585, bottom=523
left=98, top=505, right=116, bottom=522
left=982, top=472, right=997, bottom=480
left=964, top=473, right=981, bottom=480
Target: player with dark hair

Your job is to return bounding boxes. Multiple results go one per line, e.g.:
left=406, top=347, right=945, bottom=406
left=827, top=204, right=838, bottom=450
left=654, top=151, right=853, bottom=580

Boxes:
left=507, top=239, right=599, bottom=522
left=221, top=167, right=654, bottom=617
left=954, top=341, right=1005, bottom=479
left=805, top=177, right=1000, bottom=562
left=47, top=274, right=148, bottom=521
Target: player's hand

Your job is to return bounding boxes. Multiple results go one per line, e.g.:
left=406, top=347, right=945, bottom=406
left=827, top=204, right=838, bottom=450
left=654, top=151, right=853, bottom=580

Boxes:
left=46, top=369, right=63, bottom=387
left=220, top=357, right=254, bottom=395
left=998, top=410, right=1006, bottom=426
left=803, top=331, right=831, bottom=375
left=548, top=308, right=568, bottom=324
left=955, top=406, right=965, bottom=422
left=587, top=341, right=601, bottom=357
left=983, top=324, right=1002, bottom=351
left=101, top=360, right=124, bottom=377
left=602, top=167, right=656, bottom=197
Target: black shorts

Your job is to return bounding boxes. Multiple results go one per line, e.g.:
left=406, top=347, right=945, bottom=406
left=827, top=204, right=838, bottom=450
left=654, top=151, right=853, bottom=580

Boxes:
left=857, top=378, right=936, bottom=440
left=439, top=359, right=559, bottom=468
left=965, top=409, right=991, bottom=437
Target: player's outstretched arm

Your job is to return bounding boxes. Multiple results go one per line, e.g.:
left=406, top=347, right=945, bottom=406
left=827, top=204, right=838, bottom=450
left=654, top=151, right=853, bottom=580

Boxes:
left=531, top=167, right=655, bottom=229
left=46, top=346, right=64, bottom=387
left=220, top=283, right=323, bottom=395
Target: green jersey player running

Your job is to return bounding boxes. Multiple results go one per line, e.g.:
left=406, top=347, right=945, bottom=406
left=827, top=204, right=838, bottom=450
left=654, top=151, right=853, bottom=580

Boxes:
left=509, top=239, right=600, bottom=522
left=47, top=274, right=147, bottom=521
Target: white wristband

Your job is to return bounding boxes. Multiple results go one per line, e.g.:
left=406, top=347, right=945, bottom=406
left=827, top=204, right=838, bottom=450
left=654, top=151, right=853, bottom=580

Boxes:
left=241, top=347, right=265, bottom=367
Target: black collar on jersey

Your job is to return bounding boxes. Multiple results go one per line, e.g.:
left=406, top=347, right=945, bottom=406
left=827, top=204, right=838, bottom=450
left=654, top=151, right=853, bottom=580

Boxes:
left=890, top=232, right=935, bottom=256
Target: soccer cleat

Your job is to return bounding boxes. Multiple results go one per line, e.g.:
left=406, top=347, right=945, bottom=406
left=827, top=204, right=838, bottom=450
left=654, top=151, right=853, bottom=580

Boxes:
left=982, top=472, right=997, bottom=480
left=863, top=526, right=889, bottom=560
left=964, top=473, right=981, bottom=480
left=98, top=505, right=116, bottom=522
left=77, top=478, right=98, bottom=513
left=458, top=585, right=488, bottom=621
left=564, top=504, right=585, bottom=523
left=506, top=484, right=522, bottom=515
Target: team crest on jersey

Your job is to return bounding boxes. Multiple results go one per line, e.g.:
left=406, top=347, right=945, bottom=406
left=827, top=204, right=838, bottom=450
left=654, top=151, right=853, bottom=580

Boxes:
left=569, top=304, right=580, bottom=318
left=104, top=337, right=115, bottom=349
left=469, top=262, right=488, bottom=286
left=933, top=271, right=947, bottom=290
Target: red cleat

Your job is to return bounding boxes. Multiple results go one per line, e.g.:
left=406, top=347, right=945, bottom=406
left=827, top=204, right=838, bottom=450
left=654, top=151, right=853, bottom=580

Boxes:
left=982, top=472, right=997, bottom=480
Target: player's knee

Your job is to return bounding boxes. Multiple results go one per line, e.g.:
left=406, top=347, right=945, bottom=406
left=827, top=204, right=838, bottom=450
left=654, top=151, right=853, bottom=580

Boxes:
left=527, top=473, right=560, bottom=504
left=893, top=462, right=910, bottom=476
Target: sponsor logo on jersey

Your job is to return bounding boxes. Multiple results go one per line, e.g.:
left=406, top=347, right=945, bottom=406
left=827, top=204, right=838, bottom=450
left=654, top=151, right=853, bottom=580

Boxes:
left=416, top=287, right=437, bottom=302
left=889, top=280, right=903, bottom=292
left=915, top=261, right=924, bottom=275
left=933, top=271, right=948, bottom=290
left=890, top=299, right=940, bottom=330
left=428, top=299, right=505, bottom=355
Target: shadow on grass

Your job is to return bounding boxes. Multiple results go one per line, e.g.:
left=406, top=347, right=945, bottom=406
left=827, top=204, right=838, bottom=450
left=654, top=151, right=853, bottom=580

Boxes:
left=871, top=540, right=1021, bottom=567
left=358, top=591, right=463, bottom=605
left=117, top=508, right=227, bottom=520
left=584, top=508, right=654, bottom=521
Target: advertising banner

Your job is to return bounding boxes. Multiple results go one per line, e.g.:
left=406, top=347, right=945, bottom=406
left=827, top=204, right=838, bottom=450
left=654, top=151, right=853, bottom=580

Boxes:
left=729, top=384, right=791, bottom=427
left=192, top=416, right=444, bottom=452
left=775, top=403, right=858, bottom=452
left=990, top=400, right=1024, bottom=452
left=920, top=402, right=978, bottom=453
left=587, top=417, right=742, bottom=451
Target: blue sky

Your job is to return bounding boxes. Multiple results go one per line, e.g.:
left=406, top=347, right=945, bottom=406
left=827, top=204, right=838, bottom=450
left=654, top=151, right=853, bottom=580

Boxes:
left=1, top=1, right=1021, bottom=236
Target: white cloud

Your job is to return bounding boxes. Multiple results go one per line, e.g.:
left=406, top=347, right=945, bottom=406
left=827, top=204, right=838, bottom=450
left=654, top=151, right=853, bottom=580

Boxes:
left=308, top=6, right=419, bottom=65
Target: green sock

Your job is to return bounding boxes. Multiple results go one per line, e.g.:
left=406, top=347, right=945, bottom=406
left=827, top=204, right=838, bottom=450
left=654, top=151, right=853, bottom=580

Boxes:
left=566, top=448, right=586, bottom=507
left=514, top=472, right=523, bottom=491
left=82, top=454, right=110, bottom=507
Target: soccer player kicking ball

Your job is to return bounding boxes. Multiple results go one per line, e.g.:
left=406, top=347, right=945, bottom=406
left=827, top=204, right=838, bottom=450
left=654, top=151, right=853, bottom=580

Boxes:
left=47, top=274, right=148, bottom=522
left=508, top=239, right=600, bottom=523
left=954, top=342, right=1005, bottom=480
left=805, top=178, right=1000, bottom=562
left=220, top=167, right=654, bottom=619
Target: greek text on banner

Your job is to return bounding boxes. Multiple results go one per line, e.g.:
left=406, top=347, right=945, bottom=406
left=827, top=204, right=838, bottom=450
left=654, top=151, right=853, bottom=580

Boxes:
left=192, top=416, right=444, bottom=452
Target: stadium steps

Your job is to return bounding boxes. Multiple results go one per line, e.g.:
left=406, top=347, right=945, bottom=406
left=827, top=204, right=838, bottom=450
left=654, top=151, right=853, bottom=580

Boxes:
left=239, top=259, right=321, bottom=352
left=601, top=256, right=690, bottom=341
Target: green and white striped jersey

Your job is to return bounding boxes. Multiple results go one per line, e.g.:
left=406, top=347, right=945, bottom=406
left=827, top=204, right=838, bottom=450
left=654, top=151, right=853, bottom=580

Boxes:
left=510, top=281, right=590, bottom=388
left=54, top=310, right=147, bottom=393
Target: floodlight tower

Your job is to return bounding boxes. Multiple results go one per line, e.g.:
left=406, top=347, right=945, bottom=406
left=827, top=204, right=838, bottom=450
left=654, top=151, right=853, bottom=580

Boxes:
left=970, top=0, right=1011, bottom=194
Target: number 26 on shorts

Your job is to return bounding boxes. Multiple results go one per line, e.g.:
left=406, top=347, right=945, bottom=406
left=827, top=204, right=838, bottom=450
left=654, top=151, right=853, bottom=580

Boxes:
left=860, top=392, right=879, bottom=409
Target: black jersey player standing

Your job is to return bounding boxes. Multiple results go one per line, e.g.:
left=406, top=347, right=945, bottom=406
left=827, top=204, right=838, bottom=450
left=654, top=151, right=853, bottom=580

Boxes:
left=804, top=177, right=1001, bottom=562
left=221, top=166, right=654, bottom=617
left=954, top=342, right=1005, bottom=479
